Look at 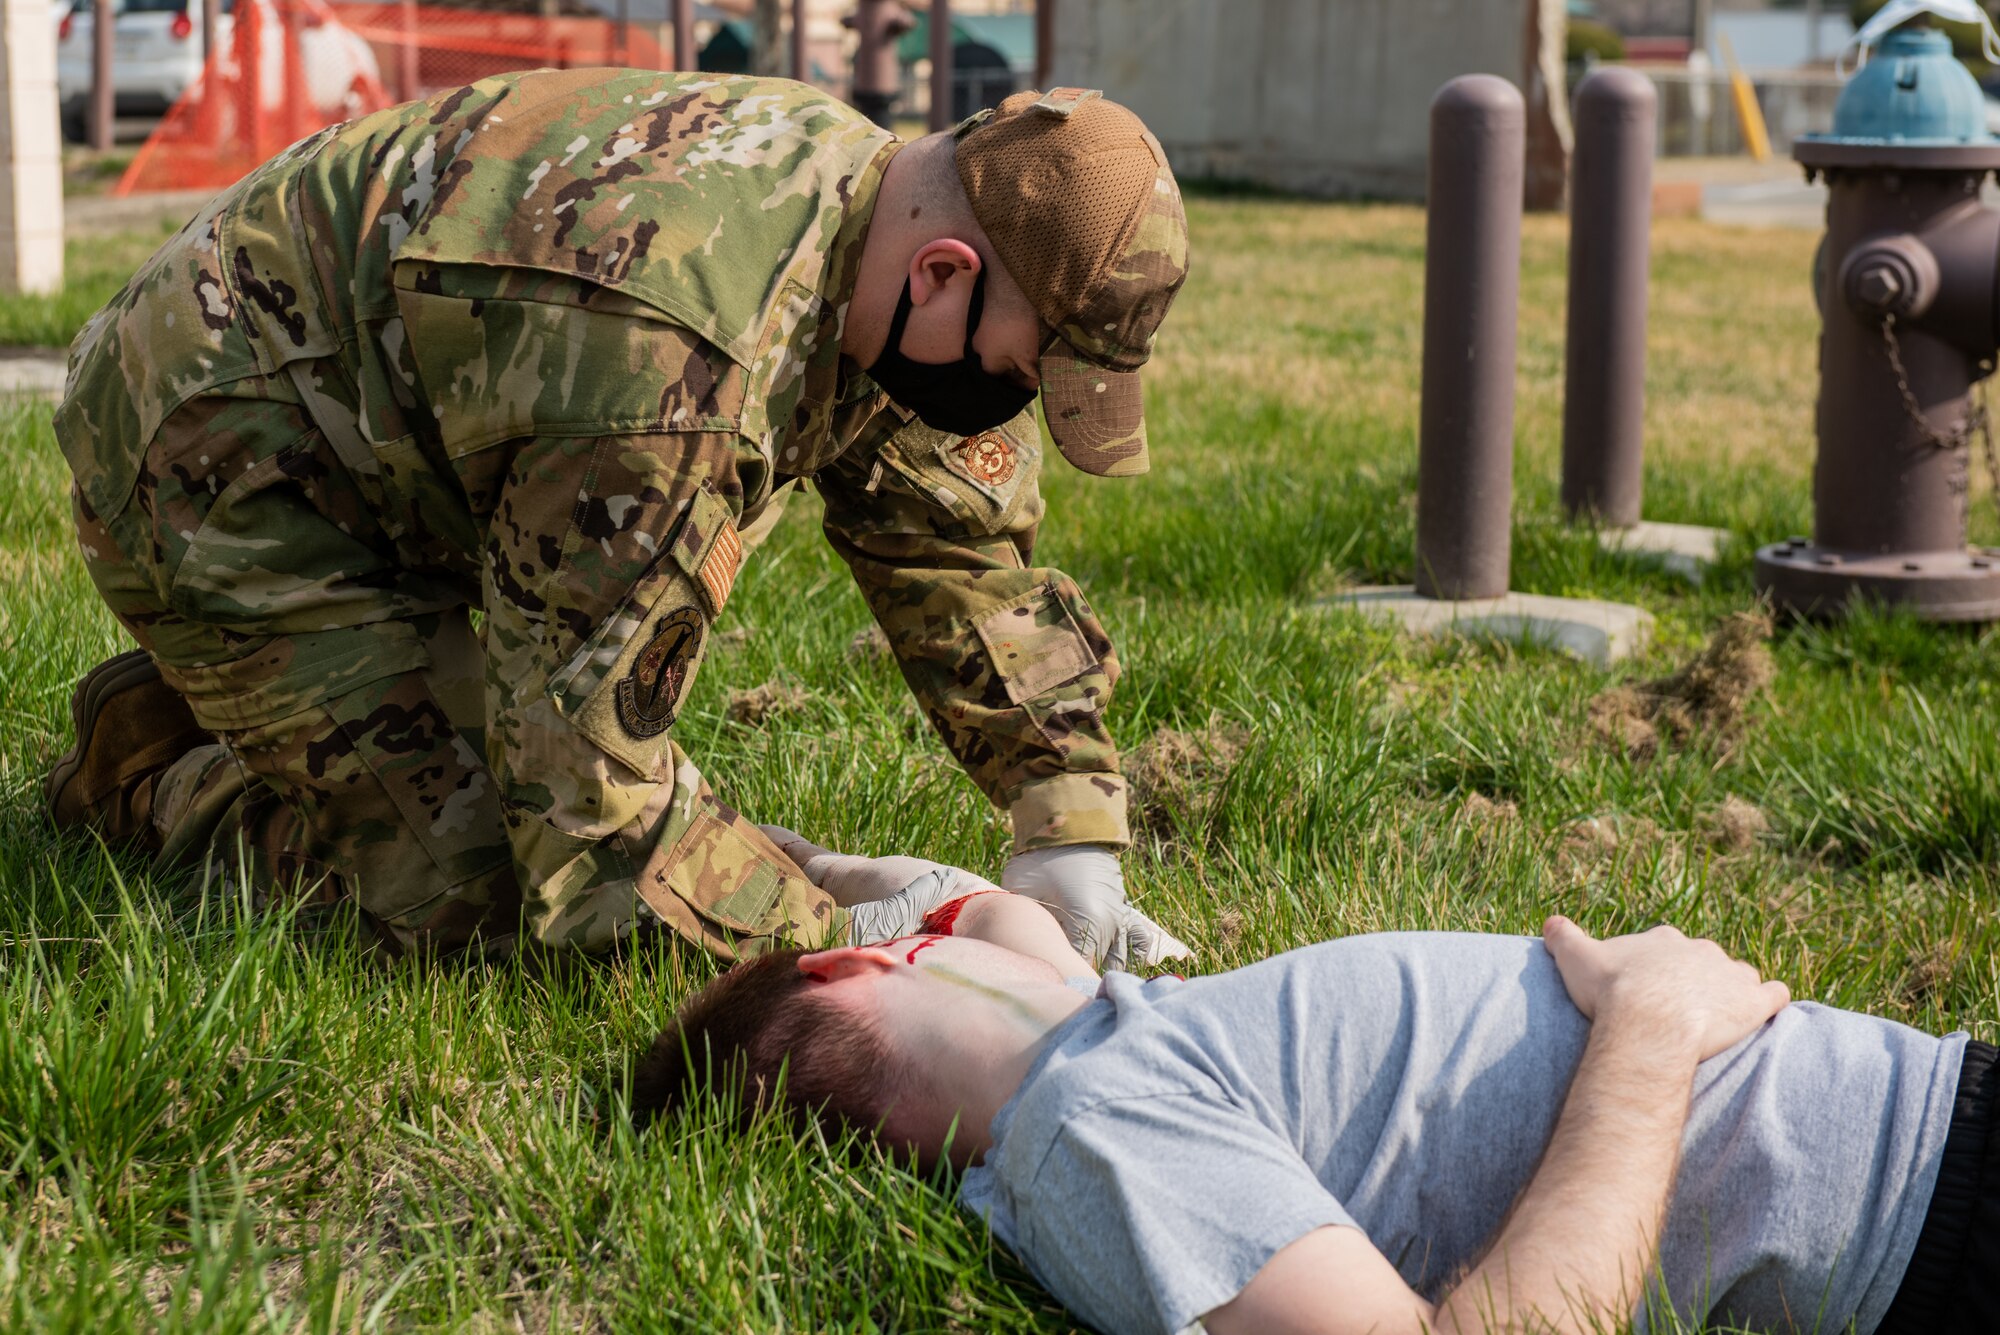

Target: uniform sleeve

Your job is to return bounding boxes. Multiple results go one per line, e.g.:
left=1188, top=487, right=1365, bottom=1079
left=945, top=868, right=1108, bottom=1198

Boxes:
left=989, top=1093, right=1357, bottom=1335
left=477, top=425, right=843, bottom=955
left=817, top=404, right=1131, bottom=853
left=390, top=262, right=841, bottom=956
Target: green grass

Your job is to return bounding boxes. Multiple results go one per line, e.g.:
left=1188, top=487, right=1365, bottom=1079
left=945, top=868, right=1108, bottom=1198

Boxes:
left=3, top=199, right=1999, bottom=1331
left=0, top=225, right=181, bottom=350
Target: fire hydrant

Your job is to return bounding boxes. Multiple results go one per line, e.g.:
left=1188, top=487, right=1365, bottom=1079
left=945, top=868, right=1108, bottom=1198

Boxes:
left=1756, top=25, right=2000, bottom=620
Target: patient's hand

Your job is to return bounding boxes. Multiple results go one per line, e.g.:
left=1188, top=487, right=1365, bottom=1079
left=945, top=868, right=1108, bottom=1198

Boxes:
left=759, top=825, right=998, bottom=907
left=1543, top=915, right=1790, bottom=1061
left=757, top=825, right=1095, bottom=978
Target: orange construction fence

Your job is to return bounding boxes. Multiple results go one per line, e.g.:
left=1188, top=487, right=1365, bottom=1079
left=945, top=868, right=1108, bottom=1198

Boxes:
left=117, top=2, right=671, bottom=196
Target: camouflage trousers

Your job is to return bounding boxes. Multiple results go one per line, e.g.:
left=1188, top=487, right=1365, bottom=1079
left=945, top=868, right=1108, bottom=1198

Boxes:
left=66, top=370, right=836, bottom=958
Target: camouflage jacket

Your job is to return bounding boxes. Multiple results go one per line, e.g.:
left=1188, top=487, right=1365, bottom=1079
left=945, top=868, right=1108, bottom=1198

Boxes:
left=60, top=69, right=1130, bottom=945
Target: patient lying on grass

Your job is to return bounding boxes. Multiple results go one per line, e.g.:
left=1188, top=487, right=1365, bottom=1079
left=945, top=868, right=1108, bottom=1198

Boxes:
left=636, top=903, right=1995, bottom=1335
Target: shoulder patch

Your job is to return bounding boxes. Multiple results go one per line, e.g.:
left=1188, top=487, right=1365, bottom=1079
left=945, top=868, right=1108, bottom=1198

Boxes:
left=616, top=606, right=705, bottom=738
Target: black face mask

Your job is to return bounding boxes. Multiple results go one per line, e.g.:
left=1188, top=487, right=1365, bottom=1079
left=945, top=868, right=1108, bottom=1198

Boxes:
left=867, top=268, right=1037, bottom=436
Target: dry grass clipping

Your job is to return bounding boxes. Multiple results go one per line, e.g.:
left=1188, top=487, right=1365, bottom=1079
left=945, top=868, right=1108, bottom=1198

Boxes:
left=1701, top=794, right=1770, bottom=853
left=1589, top=611, right=1775, bottom=761
left=846, top=624, right=892, bottom=663
left=1458, top=792, right=1520, bottom=827
left=1560, top=814, right=1665, bottom=862
left=725, top=680, right=811, bottom=726
left=1897, top=941, right=1958, bottom=1009
left=1126, top=722, right=1250, bottom=839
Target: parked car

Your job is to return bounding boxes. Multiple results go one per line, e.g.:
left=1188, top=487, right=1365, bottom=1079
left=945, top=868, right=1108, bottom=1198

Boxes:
left=56, top=0, right=381, bottom=143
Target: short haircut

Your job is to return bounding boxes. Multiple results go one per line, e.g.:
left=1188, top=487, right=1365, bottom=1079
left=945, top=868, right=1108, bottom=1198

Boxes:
left=905, top=132, right=981, bottom=237
left=898, top=133, right=1039, bottom=325
left=630, top=949, right=895, bottom=1133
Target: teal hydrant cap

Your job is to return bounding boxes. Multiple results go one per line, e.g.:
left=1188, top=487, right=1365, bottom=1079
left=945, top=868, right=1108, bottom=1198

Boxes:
left=1824, top=27, right=1992, bottom=144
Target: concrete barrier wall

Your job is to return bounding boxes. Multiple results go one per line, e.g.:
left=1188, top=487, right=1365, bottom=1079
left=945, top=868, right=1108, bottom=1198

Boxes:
left=1051, top=0, right=1564, bottom=203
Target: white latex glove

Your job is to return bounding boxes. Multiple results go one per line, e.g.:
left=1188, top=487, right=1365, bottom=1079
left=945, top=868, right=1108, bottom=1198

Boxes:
left=759, top=825, right=999, bottom=945
left=1001, top=845, right=1192, bottom=972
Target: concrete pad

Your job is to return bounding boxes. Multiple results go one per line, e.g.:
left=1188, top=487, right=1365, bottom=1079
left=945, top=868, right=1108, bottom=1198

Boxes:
left=1597, top=520, right=1731, bottom=584
left=1322, top=586, right=1655, bottom=667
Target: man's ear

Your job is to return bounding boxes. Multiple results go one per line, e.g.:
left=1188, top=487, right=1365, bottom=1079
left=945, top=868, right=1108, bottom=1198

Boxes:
left=797, top=945, right=900, bottom=983
left=907, top=238, right=982, bottom=305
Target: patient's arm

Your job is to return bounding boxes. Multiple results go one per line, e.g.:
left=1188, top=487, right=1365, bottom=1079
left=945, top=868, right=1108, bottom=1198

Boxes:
left=946, top=890, right=1098, bottom=980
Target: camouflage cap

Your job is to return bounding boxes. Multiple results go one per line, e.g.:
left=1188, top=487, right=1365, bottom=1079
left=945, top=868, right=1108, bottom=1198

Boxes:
left=955, top=88, right=1189, bottom=477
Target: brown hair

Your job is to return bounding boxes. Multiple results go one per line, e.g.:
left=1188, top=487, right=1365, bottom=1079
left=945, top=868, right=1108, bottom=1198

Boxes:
left=630, top=949, right=895, bottom=1133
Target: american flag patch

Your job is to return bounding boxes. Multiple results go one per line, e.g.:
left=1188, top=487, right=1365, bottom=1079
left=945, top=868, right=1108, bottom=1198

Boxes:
left=697, top=522, right=742, bottom=615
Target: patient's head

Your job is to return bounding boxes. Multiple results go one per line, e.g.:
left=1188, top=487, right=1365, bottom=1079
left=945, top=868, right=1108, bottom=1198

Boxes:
left=631, top=934, right=1083, bottom=1161
left=631, top=946, right=894, bottom=1133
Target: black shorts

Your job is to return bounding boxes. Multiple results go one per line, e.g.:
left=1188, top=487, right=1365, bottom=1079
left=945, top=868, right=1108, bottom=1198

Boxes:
left=1877, top=1039, right=1998, bottom=1335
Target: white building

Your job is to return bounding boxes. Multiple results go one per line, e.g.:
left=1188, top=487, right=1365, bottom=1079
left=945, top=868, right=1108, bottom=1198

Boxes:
left=1048, top=0, right=1572, bottom=207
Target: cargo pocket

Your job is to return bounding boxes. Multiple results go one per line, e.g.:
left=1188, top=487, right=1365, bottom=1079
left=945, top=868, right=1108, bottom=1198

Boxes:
left=973, top=582, right=1099, bottom=703
left=547, top=484, right=736, bottom=780
left=643, top=809, right=794, bottom=939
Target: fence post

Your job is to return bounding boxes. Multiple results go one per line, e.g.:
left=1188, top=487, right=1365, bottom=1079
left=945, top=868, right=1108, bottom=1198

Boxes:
left=280, top=0, right=309, bottom=144
left=927, top=0, right=951, bottom=131
left=237, top=0, right=263, bottom=161
left=194, top=0, right=221, bottom=140
left=1035, top=0, right=1052, bottom=89
left=89, top=0, right=112, bottom=151
left=201, top=0, right=219, bottom=64
left=1414, top=75, right=1524, bottom=601
left=672, top=0, right=694, bottom=71
left=397, top=0, right=418, bottom=101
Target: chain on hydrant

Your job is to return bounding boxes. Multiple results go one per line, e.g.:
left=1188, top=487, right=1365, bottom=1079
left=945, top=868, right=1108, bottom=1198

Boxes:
left=1880, top=314, right=2000, bottom=526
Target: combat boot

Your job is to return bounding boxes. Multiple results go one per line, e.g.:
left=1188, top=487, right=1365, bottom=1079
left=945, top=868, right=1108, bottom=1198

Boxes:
left=45, top=649, right=211, bottom=850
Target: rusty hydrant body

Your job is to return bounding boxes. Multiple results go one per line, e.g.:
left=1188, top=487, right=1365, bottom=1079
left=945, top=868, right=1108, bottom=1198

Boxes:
left=1756, top=26, right=2000, bottom=620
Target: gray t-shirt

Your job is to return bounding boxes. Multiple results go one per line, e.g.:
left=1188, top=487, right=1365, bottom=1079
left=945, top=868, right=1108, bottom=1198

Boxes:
left=958, top=933, right=1965, bottom=1335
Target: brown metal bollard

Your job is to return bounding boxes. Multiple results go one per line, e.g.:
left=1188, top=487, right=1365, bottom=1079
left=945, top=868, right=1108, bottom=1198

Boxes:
left=1415, top=76, right=1525, bottom=601
left=1562, top=66, right=1656, bottom=527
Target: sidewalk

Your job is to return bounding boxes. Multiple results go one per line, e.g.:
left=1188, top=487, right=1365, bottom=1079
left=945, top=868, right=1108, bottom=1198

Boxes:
left=0, top=346, right=65, bottom=399
left=1655, top=157, right=1825, bottom=230
left=1657, top=154, right=2000, bottom=229
left=65, top=188, right=217, bottom=237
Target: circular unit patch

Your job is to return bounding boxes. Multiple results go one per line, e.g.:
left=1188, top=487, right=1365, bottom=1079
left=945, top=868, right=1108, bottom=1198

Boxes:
left=616, top=605, right=704, bottom=739
left=957, top=430, right=1018, bottom=486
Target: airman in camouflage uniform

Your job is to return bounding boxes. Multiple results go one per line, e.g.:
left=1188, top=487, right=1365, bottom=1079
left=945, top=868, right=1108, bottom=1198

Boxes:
left=46, top=69, right=1189, bottom=962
